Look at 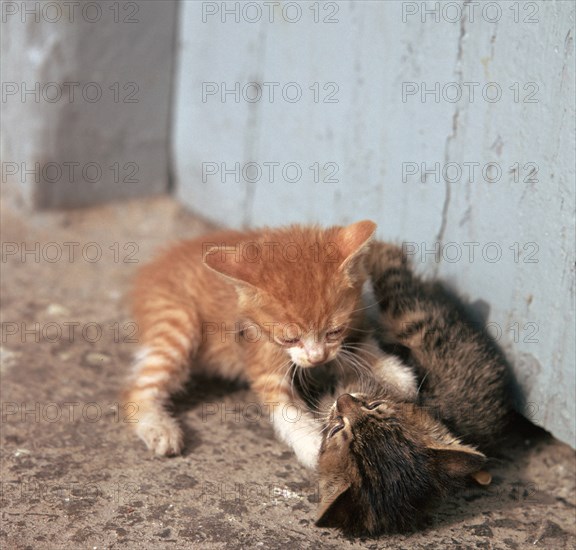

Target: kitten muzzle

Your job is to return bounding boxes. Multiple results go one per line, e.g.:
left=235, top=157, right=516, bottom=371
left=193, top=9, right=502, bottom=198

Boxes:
left=304, top=342, right=328, bottom=365
left=336, top=393, right=361, bottom=414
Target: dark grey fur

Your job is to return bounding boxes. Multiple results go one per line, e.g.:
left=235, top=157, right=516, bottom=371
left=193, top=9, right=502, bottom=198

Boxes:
left=314, top=243, right=514, bottom=536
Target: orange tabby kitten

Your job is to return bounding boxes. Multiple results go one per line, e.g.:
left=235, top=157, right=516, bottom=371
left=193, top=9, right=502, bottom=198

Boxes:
left=123, top=221, right=417, bottom=468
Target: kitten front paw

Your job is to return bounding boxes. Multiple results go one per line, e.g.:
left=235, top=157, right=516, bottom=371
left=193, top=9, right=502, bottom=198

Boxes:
left=375, top=355, right=419, bottom=401
left=273, top=415, right=322, bottom=469
left=296, top=447, right=320, bottom=470
left=136, top=413, right=184, bottom=456
left=292, top=433, right=322, bottom=470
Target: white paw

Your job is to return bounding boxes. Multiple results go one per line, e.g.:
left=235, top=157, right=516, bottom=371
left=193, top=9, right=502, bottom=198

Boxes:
left=273, top=412, right=322, bottom=470
left=294, top=443, right=320, bottom=470
left=288, top=429, right=322, bottom=470
left=376, top=355, right=418, bottom=400
left=136, top=412, right=183, bottom=456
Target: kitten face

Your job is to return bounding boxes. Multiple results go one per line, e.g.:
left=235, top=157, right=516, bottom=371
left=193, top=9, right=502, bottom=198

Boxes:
left=316, top=393, right=486, bottom=535
left=204, top=221, right=377, bottom=368
left=246, top=289, right=361, bottom=368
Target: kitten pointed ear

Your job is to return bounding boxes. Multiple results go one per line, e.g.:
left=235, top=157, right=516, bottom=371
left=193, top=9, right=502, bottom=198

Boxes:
left=203, top=246, right=262, bottom=288
left=430, top=444, right=487, bottom=478
left=316, top=482, right=353, bottom=528
left=336, top=220, right=377, bottom=279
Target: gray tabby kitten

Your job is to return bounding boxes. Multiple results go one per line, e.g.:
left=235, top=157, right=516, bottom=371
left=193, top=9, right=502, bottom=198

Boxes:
left=314, top=243, right=513, bottom=535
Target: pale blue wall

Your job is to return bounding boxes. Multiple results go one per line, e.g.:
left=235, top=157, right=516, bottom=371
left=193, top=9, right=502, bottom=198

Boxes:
left=173, top=1, right=575, bottom=447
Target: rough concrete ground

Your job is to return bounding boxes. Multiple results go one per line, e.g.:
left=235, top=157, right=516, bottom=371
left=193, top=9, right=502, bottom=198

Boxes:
left=1, top=196, right=574, bottom=550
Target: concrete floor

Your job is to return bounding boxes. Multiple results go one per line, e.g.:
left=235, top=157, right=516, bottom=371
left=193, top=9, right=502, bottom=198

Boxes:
left=1, top=196, right=574, bottom=550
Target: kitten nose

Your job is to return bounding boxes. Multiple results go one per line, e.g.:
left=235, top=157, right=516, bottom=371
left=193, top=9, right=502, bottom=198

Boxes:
left=306, top=346, right=327, bottom=365
left=336, top=394, right=360, bottom=414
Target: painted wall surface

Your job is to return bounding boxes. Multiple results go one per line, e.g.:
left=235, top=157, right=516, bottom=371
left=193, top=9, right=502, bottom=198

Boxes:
left=173, top=1, right=575, bottom=446
left=1, top=0, right=178, bottom=208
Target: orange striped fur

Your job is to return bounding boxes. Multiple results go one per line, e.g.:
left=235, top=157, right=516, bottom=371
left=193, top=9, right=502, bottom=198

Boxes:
left=123, top=221, right=417, bottom=468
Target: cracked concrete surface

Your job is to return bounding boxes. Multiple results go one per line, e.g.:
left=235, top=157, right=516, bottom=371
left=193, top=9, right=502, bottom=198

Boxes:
left=1, top=197, right=575, bottom=549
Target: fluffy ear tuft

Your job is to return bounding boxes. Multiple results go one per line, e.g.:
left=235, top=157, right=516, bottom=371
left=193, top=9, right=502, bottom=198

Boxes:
left=316, top=483, right=353, bottom=528
left=203, top=246, right=262, bottom=288
left=336, top=220, right=377, bottom=279
left=430, top=444, right=486, bottom=478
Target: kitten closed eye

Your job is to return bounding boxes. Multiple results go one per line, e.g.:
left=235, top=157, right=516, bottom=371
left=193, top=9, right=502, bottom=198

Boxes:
left=328, top=417, right=345, bottom=438
left=275, top=336, right=301, bottom=346
left=326, top=327, right=345, bottom=341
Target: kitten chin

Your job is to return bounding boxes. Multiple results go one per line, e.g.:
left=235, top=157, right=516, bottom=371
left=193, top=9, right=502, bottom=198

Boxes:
left=316, top=392, right=486, bottom=535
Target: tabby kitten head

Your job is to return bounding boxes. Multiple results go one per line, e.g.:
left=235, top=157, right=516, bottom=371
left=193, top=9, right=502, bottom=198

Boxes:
left=204, top=221, right=376, bottom=368
left=316, top=393, right=486, bottom=535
